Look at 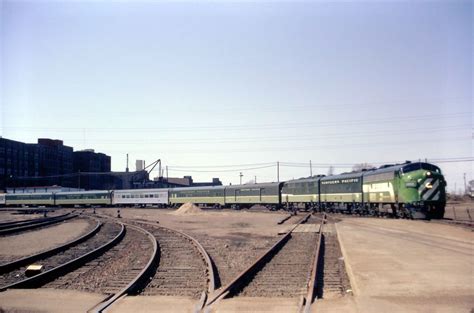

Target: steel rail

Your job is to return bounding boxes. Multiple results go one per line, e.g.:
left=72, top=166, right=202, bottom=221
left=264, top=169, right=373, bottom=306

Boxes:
left=300, top=213, right=326, bottom=313
left=0, top=217, right=54, bottom=229
left=277, top=213, right=294, bottom=225
left=130, top=221, right=216, bottom=310
left=0, top=213, right=77, bottom=236
left=204, top=212, right=312, bottom=307
left=0, top=222, right=125, bottom=291
left=0, top=218, right=102, bottom=274
left=0, top=213, right=73, bottom=229
left=88, top=223, right=159, bottom=313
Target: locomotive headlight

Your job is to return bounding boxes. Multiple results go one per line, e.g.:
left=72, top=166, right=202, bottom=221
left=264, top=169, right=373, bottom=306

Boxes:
left=426, top=171, right=431, bottom=176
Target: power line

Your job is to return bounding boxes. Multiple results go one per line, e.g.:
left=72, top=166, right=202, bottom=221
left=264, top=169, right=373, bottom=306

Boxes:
left=102, top=136, right=470, bottom=154
left=167, top=164, right=276, bottom=173
left=280, top=157, right=474, bottom=167
left=164, top=157, right=473, bottom=174
left=167, top=162, right=275, bottom=168
left=3, top=112, right=469, bottom=133
left=32, top=124, right=470, bottom=145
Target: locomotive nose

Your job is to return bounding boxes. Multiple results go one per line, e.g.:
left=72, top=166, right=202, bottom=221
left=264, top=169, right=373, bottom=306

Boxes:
left=418, top=175, right=443, bottom=201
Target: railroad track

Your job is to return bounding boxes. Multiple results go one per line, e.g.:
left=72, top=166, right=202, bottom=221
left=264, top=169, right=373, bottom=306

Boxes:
left=204, top=213, right=325, bottom=312
left=75, top=214, right=215, bottom=312
left=131, top=221, right=214, bottom=307
left=316, top=223, right=352, bottom=300
left=0, top=213, right=77, bottom=236
left=0, top=217, right=100, bottom=273
left=0, top=216, right=51, bottom=229
left=0, top=219, right=124, bottom=291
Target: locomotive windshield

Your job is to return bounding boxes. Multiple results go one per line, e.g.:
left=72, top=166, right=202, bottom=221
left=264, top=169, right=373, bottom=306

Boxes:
left=401, top=163, right=441, bottom=174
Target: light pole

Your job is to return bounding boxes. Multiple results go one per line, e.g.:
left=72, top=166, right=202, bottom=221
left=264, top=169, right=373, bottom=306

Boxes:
left=239, top=172, right=243, bottom=185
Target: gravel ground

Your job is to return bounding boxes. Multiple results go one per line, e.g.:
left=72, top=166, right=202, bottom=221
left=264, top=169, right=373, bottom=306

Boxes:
left=237, top=232, right=318, bottom=297
left=444, top=200, right=474, bottom=221
left=0, top=217, right=95, bottom=262
left=195, top=232, right=274, bottom=288
left=46, top=225, right=153, bottom=295
left=0, top=211, right=46, bottom=223
left=95, top=208, right=287, bottom=289
left=319, top=223, right=352, bottom=299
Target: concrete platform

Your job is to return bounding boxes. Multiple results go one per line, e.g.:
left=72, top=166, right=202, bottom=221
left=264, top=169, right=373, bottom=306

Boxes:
left=107, top=295, right=197, bottom=313
left=314, top=218, right=474, bottom=313
left=0, top=289, right=106, bottom=313
left=210, top=297, right=300, bottom=313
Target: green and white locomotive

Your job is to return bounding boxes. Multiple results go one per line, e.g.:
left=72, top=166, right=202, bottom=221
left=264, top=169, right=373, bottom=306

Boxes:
left=283, top=161, right=446, bottom=219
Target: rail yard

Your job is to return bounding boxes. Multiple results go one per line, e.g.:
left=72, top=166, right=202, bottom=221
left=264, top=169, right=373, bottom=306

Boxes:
left=0, top=201, right=471, bottom=313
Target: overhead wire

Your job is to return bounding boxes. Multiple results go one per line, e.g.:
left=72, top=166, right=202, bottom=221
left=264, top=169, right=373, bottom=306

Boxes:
left=2, top=112, right=469, bottom=133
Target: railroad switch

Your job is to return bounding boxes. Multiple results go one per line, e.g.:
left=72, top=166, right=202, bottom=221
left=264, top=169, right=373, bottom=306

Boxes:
left=117, top=209, right=121, bottom=218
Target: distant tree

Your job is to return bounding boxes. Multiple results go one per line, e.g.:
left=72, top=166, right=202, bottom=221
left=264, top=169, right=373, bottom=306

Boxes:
left=468, top=180, right=474, bottom=195
left=352, top=163, right=376, bottom=172
left=327, top=166, right=334, bottom=176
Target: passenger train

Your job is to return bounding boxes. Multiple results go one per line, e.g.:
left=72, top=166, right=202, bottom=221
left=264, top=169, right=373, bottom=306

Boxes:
left=0, top=161, right=446, bottom=219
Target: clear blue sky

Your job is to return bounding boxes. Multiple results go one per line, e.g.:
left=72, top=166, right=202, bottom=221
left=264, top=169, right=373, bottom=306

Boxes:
left=1, top=0, right=472, bottom=192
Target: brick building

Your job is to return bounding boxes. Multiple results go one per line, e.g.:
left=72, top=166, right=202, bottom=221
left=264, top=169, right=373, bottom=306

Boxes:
left=0, top=137, right=110, bottom=190
left=73, top=149, right=111, bottom=173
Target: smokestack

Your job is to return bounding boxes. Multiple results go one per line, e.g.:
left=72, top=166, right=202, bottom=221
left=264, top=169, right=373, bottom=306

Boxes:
left=126, top=154, right=129, bottom=172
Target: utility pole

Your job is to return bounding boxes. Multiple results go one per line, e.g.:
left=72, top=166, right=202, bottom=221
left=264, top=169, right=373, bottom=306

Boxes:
left=464, top=173, right=467, bottom=195
left=240, top=172, right=243, bottom=185
left=277, top=161, right=280, bottom=182
left=310, top=160, right=313, bottom=177
left=255, top=176, right=257, bottom=184
left=166, top=166, right=168, bottom=180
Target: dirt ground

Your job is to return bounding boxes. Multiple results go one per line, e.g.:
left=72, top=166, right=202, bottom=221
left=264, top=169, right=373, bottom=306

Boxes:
left=98, top=207, right=285, bottom=237
left=0, top=210, right=47, bottom=223
left=0, top=217, right=93, bottom=259
left=99, top=208, right=286, bottom=287
left=444, top=199, right=474, bottom=221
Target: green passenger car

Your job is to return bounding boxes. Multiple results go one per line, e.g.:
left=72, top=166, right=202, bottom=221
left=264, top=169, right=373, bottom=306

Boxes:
left=5, top=193, right=55, bottom=206
left=55, top=191, right=111, bottom=206
left=169, top=186, right=225, bottom=206
left=225, top=183, right=282, bottom=209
